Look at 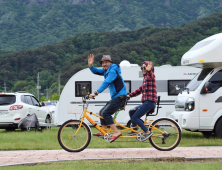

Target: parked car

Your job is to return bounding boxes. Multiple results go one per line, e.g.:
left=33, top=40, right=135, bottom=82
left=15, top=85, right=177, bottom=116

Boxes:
left=0, top=92, right=51, bottom=131
left=44, top=103, right=57, bottom=123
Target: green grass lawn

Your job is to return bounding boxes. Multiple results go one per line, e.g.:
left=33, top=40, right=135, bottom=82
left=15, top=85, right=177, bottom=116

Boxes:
left=1, top=159, right=222, bottom=170
left=0, top=127, right=221, bottom=150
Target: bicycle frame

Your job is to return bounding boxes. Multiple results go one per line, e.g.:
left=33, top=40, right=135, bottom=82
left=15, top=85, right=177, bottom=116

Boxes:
left=75, top=105, right=166, bottom=139
left=58, top=95, right=181, bottom=152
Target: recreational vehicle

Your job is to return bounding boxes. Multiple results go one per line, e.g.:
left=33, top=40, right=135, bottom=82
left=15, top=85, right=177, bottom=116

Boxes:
left=169, top=32, right=222, bottom=138
left=54, top=60, right=200, bottom=126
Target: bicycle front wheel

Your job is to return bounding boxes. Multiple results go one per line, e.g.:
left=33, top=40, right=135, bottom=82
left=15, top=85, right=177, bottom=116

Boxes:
left=58, top=120, right=91, bottom=152
left=149, top=118, right=181, bottom=151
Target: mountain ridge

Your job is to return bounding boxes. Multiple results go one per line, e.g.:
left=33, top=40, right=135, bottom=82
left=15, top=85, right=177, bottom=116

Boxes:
left=1, top=0, right=222, bottom=51
left=1, top=10, right=222, bottom=95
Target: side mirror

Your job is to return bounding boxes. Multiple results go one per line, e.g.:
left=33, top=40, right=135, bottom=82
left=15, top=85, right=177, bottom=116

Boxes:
left=201, top=82, right=212, bottom=94
left=205, top=82, right=212, bottom=92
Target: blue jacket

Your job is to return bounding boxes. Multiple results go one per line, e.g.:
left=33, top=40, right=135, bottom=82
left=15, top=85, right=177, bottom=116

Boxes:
left=89, top=64, right=127, bottom=99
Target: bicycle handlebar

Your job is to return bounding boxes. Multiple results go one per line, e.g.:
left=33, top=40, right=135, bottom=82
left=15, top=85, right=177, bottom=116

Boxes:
left=82, top=94, right=95, bottom=103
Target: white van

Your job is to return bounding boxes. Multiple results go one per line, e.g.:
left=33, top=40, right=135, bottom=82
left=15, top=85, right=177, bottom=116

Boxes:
left=169, top=33, right=222, bottom=138
left=54, top=61, right=200, bottom=126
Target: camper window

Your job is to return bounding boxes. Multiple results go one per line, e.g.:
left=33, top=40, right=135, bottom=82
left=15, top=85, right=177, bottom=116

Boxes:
left=168, top=80, right=190, bottom=96
left=206, top=69, right=222, bottom=93
left=209, top=70, right=222, bottom=82
left=124, top=81, right=131, bottom=94
left=75, top=81, right=91, bottom=97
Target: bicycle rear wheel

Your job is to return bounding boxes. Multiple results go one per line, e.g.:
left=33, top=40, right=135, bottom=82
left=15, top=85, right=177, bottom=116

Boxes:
left=149, top=118, right=181, bottom=151
left=58, top=120, right=91, bottom=152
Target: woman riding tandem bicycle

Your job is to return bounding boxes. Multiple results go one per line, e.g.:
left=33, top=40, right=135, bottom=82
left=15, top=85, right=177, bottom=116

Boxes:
left=127, top=61, right=157, bottom=141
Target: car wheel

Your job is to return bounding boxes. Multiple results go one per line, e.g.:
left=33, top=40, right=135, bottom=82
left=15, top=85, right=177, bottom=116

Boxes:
left=215, top=117, right=222, bottom=138
left=45, top=116, right=51, bottom=123
left=5, top=128, right=16, bottom=131
left=41, top=116, right=51, bottom=130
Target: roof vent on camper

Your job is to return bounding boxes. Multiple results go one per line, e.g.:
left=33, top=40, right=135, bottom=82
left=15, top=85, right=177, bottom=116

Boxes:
left=120, top=60, right=139, bottom=67
left=120, top=60, right=131, bottom=67
left=160, top=64, right=172, bottom=67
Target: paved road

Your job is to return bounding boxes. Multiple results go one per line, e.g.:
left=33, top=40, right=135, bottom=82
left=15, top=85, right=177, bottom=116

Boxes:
left=1, top=147, right=222, bottom=167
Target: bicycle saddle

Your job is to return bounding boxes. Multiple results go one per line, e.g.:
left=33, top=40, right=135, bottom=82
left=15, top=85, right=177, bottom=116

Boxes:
left=146, top=109, right=155, bottom=116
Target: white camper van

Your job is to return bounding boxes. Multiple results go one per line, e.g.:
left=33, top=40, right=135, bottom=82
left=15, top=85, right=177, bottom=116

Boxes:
left=54, top=60, right=200, bottom=126
left=170, top=33, right=222, bottom=138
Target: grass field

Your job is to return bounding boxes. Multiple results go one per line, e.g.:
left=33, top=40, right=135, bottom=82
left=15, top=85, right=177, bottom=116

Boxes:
left=0, top=127, right=221, bottom=150
left=1, top=127, right=222, bottom=169
left=1, top=158, right=222, bottom=170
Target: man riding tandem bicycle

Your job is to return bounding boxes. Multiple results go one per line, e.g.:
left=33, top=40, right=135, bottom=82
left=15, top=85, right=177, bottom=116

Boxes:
left=57, top=55, right=181, bottom=152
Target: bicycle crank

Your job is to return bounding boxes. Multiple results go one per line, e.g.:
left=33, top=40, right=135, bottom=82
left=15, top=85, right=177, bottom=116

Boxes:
left=103, top=133, right=113, bottom=142
left=136, top=132, right=145, bottom=142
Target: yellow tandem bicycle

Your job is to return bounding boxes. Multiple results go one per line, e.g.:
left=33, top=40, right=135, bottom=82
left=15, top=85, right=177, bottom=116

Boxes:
left=58, top=95, right=181, bottom=152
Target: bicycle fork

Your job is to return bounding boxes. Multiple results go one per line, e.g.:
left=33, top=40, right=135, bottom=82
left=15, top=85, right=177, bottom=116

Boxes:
left=74, top=108, right=107, bottom=136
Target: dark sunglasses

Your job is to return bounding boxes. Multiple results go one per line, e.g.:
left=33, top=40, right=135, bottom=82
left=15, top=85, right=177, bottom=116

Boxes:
left=141, top=67, right=146, bottom=70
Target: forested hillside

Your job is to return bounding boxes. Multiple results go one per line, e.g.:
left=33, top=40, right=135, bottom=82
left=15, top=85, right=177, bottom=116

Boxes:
left=1, top=0, right=222, bottom=51
left=1, top=11, right=222, bottom=98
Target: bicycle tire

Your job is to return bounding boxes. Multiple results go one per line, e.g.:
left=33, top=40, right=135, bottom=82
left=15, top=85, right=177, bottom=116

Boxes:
left=148, top=118, right=181, bottom=151
left=58, top=120, right=91, bottom=152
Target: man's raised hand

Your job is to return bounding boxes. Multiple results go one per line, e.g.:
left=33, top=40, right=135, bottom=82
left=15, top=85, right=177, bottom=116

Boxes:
left=88, top=54, right=94, bottom=68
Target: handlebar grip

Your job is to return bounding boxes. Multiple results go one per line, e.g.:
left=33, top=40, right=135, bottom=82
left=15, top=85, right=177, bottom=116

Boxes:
left=126, top=95, right=130, bottom=100
left=85, top=95, right=90, bottom=100
left=84, top=94, right=95, bottom=100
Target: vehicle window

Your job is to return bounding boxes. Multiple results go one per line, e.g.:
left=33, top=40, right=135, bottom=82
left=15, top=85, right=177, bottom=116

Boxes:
left=75, top=81, right=91, bottom=97
left=186, top=68, right=213, bottom=91
left=206, top=69, right=222, bottom=93
left=0, top=95, right=16, bottom=105
left=21, top=95, right=27, bottom=104
left=168, top=80, right=190, bottom=95
left=31, top=96, right=40, bottom=106
left=124, top=81, right=131, bottom=94
left=25, top=96, right=33, bottom=105
left=209, top=70, right=222, bottom=82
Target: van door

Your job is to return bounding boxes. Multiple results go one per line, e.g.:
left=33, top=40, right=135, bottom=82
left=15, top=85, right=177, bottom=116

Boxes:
left=199, top=69, right=222, bottom=128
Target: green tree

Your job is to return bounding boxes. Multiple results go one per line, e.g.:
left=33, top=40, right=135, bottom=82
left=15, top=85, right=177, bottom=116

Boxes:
left=49, top=93, right=60, bottom=101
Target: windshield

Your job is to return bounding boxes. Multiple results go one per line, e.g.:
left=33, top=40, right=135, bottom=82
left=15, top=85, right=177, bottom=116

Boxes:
left=0, top=95, right=16, bottom=105
left=186, top=68, right=213, bottom=91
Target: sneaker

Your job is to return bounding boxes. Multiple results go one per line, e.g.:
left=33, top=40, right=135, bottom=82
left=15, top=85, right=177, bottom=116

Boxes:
left=127, top=131, right=138, bottom=136
left=141, top=131, right=153, bottom=142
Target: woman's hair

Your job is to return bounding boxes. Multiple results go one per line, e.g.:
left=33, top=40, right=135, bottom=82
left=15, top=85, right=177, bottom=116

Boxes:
left=142, top=61, right=154, bottom=72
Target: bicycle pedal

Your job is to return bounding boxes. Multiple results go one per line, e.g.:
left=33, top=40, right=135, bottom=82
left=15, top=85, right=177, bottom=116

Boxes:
left=136, top=132, right=145, bottom=142
left=103, top=133, right=112, bottom=142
